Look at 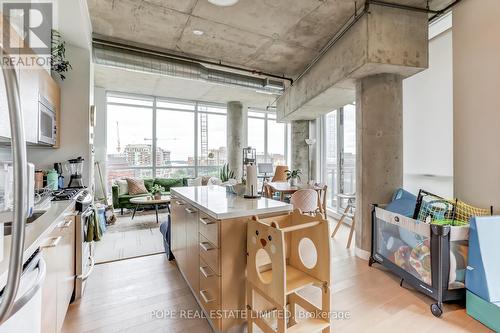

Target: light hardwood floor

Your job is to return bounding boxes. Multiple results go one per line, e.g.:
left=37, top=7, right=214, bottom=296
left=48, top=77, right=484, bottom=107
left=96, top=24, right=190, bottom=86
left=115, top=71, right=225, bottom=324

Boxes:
left=94, top=211, right=166, bottom=263
left=62, top=222, right=492, bottom=333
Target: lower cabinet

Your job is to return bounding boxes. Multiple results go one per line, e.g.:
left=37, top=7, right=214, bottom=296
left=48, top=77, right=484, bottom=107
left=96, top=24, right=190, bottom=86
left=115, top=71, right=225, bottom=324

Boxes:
left=41, top=213, right=76, bottom=333
left=171, top=197, right=187, bottom=271
left=171, top=193, right=288, bottom=332
left=171, top=199, right=199, bottom=294
left=185, top=205, right=200, bottom=294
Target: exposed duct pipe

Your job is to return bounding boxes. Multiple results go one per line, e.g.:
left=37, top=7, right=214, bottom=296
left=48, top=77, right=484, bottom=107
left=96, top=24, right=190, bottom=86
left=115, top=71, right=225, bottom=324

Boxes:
left=92, top=36, right=292, bottom=83
left=92, top=42, right=285, bottom=95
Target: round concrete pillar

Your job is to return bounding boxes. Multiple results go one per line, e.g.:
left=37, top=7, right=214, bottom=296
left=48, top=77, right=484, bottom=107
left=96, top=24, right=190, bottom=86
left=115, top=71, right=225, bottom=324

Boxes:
left=355, top=74, right=403, bottom=257
left=227, top=101, right=245, bottom=180
left=291, top=120, right=310, bottom=178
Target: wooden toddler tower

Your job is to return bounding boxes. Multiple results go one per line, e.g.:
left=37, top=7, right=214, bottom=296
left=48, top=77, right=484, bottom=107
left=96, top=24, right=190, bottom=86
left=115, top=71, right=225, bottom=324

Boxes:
left=246, top=209, right=332, bottom=333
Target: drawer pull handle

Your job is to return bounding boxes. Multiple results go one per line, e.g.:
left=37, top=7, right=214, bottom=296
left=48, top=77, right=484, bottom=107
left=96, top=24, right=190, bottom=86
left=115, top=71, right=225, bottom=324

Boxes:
left=41, top=236, right=62, bottom=249
left=199, top=217, right=215, bottom=225
left=185, top=208, right=197, bottom=214
left=175, top=200, right=185, bottom=206
left=199, top=241, right=215, bottom=252
left=200, top=266, right=214, bottom=278
left=200, top=289, right=215, bottom=303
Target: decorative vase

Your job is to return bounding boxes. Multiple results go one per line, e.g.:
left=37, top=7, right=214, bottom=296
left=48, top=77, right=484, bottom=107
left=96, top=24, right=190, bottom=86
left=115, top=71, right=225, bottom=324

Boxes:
left=154, top=193, right=161, bottom=200
left=290, top=177, right=297, bottom=186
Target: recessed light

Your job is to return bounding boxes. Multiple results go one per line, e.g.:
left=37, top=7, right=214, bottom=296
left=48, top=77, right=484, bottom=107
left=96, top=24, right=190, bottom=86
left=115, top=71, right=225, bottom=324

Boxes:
left=208, top=0, right=239, bottom=6
left=193, top=30, right=204, bottom=36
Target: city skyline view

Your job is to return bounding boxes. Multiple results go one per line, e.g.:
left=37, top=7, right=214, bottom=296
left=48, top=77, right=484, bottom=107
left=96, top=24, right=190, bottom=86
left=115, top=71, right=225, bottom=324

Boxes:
left=105, top=94, right=287, bottom=185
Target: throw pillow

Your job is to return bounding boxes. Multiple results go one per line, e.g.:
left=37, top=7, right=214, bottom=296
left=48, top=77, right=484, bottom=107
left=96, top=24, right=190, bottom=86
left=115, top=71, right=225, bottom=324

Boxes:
left=115, top=179, right=128, bottom=195
left=126, top=178, right=148, bottom=195
left=187, top=177, right=203, bottom=186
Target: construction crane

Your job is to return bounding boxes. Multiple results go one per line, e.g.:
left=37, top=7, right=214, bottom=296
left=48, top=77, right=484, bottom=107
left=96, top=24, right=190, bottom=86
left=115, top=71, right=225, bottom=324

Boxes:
left=116, top=121, right=121, bottom=153
left=200, top=113, right=208, bottom=163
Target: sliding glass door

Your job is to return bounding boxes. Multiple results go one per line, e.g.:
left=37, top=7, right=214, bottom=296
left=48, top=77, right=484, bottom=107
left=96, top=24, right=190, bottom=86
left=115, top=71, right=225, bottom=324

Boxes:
left=321, top=103, right=356, bottom=214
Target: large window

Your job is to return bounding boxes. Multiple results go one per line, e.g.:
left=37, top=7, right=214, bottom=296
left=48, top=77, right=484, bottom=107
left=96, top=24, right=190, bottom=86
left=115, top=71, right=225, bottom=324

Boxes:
left=321, top=103, right=356, bottom=213
left=247, top=109, right=288, bottom=166
left=106, top=93, right=227, bottom=186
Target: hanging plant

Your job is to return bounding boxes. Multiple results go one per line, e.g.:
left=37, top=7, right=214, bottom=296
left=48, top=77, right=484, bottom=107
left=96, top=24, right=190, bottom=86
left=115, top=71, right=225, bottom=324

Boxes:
left=51, top=29, right=72, bottom=80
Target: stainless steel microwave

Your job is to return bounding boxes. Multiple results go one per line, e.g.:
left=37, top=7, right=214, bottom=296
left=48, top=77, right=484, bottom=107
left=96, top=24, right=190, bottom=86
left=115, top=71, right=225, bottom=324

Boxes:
left=38, top=96, right=56, bottom=146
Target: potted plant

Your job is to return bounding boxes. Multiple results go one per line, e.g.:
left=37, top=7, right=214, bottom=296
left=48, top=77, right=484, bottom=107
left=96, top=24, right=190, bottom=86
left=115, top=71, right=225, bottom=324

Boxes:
left=285, top=169, right=302, bottom=186
left=51, top=30, right=72, bottom=80
left=219, top=163, right=235, bottom=183
left=150, top=184, right=165, bottom=200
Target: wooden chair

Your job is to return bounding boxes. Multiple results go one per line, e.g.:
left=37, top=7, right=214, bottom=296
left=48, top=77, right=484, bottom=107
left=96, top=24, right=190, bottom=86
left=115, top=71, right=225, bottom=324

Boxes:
left=290, top=189, right=319, bottom=214
left=331, top=194, right=356, bottom=248
left=247, top=210, right=332, bottom=333
left=272, top=165, right=289, bottom=182
left=262, top=182, right=274, bottom=199
left=315, top=183, right=328, bottom=217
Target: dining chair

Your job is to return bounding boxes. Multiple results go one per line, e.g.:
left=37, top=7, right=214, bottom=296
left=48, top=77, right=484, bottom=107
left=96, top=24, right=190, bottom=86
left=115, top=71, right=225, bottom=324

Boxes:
left=262, top=182, right=273, bottom=199
left=331, top=194, right=356, bottom=248
left=290, top=189, right=319, bottom=214
left=272, top=165, right=288, bottom=182
left=315, top=183, right=328, bottom=217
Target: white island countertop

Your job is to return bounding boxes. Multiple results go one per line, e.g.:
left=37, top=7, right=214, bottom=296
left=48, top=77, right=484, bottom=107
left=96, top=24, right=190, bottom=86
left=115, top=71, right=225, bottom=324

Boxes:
left=171, top=185, right=292, bottom=220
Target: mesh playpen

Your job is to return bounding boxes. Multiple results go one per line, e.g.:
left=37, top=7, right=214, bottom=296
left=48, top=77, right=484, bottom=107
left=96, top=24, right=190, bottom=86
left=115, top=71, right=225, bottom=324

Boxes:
left=369, top=190, right=492, bottom=317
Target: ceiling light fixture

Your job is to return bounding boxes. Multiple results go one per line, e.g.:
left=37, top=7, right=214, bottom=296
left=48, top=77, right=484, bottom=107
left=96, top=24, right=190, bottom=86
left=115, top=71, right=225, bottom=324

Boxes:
left=193, top=30, right=205, bottom=36
left=208, top=0, right=239, bottom=7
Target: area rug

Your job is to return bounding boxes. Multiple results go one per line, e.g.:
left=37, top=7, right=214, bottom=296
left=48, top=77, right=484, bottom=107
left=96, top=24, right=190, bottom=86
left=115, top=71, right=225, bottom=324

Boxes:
left=94, top=210, right=168, bottom=264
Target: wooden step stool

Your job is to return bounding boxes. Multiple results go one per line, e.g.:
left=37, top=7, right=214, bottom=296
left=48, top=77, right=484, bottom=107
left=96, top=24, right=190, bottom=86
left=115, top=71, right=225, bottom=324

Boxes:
left=246, top=209, right=332, bottom=333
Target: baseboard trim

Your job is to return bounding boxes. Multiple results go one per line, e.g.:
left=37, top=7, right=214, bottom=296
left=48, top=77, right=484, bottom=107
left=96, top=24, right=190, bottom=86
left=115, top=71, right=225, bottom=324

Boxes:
left=355, top=247, right=370, bottom=261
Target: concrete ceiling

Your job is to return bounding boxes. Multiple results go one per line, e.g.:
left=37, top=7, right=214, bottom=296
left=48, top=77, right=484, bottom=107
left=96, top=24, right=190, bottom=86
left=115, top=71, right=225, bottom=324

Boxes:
left=94, top=64, right=280, bottom=109
left=87, top=0, right=452, bottom=78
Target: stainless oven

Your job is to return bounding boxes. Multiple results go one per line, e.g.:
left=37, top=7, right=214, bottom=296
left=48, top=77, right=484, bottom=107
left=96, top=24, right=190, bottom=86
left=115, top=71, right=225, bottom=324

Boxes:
left=38, top=96, right=56, bottom=146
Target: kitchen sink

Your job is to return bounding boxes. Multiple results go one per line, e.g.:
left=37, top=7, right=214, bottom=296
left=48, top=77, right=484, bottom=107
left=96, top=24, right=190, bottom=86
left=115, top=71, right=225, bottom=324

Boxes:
left=3, top=212, right=45, bottom=236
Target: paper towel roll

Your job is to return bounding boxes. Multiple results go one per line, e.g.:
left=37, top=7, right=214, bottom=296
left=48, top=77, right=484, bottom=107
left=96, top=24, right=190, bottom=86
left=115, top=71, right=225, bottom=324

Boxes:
left=245, top=164, right=258, bottom=197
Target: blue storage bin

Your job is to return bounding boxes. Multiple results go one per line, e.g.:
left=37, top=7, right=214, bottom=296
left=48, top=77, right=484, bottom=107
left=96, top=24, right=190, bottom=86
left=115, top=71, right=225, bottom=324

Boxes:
left=466, top=216, right=500, bottom=304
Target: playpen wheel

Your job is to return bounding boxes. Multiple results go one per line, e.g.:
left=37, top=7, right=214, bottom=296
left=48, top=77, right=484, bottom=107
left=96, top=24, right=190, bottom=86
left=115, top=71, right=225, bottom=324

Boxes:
left=431, top=303, right=443, bottom=317
left=368, top=257, right=375, bottom=267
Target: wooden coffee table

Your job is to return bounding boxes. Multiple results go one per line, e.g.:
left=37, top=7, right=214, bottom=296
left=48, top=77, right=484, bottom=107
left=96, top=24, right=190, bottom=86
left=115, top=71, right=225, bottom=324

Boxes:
left=129, top=195, right=171, bottom=223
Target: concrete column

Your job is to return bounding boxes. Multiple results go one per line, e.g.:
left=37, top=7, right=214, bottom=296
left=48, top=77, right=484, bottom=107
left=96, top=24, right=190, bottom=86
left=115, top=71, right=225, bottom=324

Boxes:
left=227, top=101, right=245, bottom=180
left=291, top=120, right=309, bottom=180
left=355, top=74, right=403, bottom=255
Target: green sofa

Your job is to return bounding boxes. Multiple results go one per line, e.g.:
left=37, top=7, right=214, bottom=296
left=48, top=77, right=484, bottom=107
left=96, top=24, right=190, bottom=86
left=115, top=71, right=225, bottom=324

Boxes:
left=112, top=177, right=188, bottom=214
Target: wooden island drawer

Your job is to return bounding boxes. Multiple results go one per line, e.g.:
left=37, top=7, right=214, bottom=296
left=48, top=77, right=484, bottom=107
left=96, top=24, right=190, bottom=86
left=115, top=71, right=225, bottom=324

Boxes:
left=199, top=212, right=219, bottom=247
left=199, top=258, right=221, bottom=330
left=199, top=234, right=220, bottom=276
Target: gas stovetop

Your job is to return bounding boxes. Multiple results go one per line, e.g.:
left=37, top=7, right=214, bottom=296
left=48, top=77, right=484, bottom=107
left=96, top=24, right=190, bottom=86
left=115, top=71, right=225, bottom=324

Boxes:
left=51, top=188, right=82, bottom=201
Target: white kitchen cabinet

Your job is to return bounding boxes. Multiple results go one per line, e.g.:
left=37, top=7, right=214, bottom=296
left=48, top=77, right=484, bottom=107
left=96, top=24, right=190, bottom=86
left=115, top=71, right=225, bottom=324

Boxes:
left=41, top=213, right=76, bottom=333
left=19, top=66, right=42, bottom=144
left=0, top=15, right=44, bottom=144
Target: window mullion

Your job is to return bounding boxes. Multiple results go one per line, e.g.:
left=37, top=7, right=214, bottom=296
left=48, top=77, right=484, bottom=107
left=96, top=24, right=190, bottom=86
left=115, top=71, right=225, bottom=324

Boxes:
left=264, top=113, right=268, bottom=162
left=194, top=102, right=199, bottom=177
left=152, top=97, right=157, bottom=177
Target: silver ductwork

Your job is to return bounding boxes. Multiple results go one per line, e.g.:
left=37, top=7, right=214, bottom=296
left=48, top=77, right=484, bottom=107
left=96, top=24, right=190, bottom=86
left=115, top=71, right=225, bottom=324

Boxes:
left=92, top=43, right=285, bottom=94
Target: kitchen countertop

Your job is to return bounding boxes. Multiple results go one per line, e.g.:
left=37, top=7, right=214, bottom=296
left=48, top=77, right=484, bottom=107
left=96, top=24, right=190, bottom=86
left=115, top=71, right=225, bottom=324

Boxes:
left=171, top=185, right=292, bottom=220
left=0, top=199, right=76, bottom=288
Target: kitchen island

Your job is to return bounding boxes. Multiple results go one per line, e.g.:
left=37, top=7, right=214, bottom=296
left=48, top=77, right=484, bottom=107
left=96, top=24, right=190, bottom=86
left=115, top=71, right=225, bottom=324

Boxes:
left=170, top=185, right=292, bottom=332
